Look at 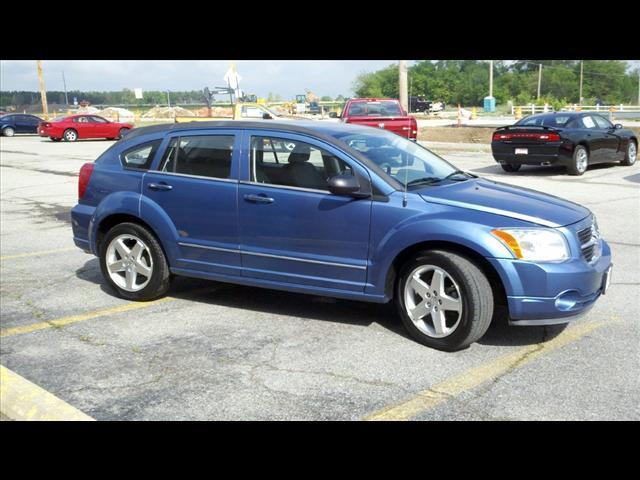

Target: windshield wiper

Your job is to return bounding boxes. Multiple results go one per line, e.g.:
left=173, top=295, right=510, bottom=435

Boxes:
left=441, top=170, right=474, bottom=181
left=406, top=176, right=441, bottom=186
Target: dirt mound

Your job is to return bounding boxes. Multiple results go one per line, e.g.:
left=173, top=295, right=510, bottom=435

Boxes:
left=98, top=107, right=135, bottom=122
left=142, top=106, right=196, bottom=118
left=418, top=126, right=495, bottom=143
left=194, top=106, right=233, bottom=118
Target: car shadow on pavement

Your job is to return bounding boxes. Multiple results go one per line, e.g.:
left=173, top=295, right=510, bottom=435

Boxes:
left=471, top=162, right=619, bottom=177
left=624, top=172, right=640, bottom=183
left=75, top=258, right=409, bottom=339
left=76, top=258, right=566, bottom=348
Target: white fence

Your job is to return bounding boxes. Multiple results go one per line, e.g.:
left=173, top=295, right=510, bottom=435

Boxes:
left=510, top=104, right=555, bottom=115
left=561, top=104, right=640, bottom=113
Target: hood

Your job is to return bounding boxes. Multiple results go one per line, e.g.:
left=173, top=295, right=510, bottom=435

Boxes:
left=418, top=178, right=590, bottom=228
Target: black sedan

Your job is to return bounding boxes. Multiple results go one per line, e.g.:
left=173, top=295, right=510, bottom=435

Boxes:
left=491, top=112, right=637, bottom=175
left=0, top=113, right=43, bottom=137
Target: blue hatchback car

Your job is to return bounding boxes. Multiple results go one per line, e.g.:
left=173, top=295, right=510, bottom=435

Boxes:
left=71, top=121, right=612, bottom=351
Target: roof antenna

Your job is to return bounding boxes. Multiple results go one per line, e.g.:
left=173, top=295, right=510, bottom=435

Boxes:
left=402, top=149, right=409, bottom=207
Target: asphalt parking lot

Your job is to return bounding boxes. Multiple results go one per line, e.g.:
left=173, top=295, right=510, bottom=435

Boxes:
left=1, top=134, right=638, bottom=421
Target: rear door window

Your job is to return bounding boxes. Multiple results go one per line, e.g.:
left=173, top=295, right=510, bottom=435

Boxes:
left=580, top=116, right=597, bottom=129
left=121, top=140, right=162, bottom=170
left=158, top=135, right=235, bottom=180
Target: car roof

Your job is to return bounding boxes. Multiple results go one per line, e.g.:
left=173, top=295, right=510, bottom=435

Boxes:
left=124, top=119, right=380, bottom=141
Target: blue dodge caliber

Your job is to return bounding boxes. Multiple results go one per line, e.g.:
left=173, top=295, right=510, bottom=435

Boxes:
left=71, top=121, right=612, bottom=351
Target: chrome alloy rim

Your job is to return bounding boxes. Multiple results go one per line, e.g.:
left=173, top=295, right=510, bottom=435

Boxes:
left=4, top=127, right=15, bottom=137
left=629, top=141, right=637, bottom=164
left=577, top=149, right=588, bottom=172
left=404, top=265, right=463, bottom=338
left=65, top=130, right=77, bottom=141
left=105, top=234, right=153, bottom=292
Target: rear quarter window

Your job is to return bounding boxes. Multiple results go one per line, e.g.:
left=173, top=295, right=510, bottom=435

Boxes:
left=120, top=140, right=162, bottom=170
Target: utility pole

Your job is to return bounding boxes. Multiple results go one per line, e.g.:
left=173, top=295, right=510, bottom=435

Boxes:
left=579, top=60, right=584, bottom=106
left=637, top=71, right=639, bottom=106
left=399, top=60, right=408, bottom=113
left=62, top=70, right=69, bottom=106
left=537, top=63, right=542, bottom=100
left=166, top=90, right=171, bottom=108
left=36, top=60, right=49, bottom=119
left=489, top=60, right=494, bottom=98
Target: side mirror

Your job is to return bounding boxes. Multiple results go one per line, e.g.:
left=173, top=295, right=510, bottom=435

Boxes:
left=614, top=123, right=623, bottom=129
left=262, top=113, right=273, bottom=120
left=328, top=112, right=338, bottom=119
left=327, top=175, right=367, bottom=198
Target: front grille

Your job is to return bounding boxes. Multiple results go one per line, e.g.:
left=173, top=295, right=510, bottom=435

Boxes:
left=577, top=226, right=593, bottom=245
left=577, top=221, right=600, bottom=264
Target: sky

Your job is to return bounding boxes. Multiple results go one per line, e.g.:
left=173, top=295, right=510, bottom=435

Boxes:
left=0, top=60, right=397, bottom=98
left=2, top=60, right=638, bottom=99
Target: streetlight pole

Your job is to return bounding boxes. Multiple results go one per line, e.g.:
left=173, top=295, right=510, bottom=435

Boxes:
left=579, top=60, right=584, bottom=106
left=399, top=60, right=408, bottom=113
left=62, top=70, right=69, bottom=106
left=537, top=63, right=542, bottom=100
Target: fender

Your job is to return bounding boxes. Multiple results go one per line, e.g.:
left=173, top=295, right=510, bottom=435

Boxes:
left=89, top=191, right=180, bottom=264
left=366, top=204, right=531, bottom=297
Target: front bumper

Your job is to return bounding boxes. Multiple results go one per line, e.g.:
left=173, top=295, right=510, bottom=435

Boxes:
left=488, top=240, right=612, bottom=325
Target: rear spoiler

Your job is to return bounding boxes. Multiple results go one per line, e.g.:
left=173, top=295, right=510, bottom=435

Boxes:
left=495, top=125, right=557, bottom=132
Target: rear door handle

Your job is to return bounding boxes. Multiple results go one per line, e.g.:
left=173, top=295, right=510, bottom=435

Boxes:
left=148, top=183, right=173, bottom=191
left=243, top=194, right=274, bottom=204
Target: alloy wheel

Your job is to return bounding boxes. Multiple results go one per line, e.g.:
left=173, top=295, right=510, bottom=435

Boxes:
left=65, top=130, right=77, bottom=141
left=105, top=234, right=153, bottom=292
left=576, top=148, right=588, bottom=173
left=404, top=265, right=463, bottom=338
left=629, top=141, right=637, bottom=165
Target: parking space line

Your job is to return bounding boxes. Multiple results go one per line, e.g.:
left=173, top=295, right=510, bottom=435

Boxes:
left=363, top=320, right=609, bottom=421
left=0, top=297, right=175, bottom=338
left=0, top=247, right=77, bottom=261
left=0, top=364, right=94, bottom=421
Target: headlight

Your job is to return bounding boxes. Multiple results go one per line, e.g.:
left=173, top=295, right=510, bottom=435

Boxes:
left=491, top=228, right=569, bottom=262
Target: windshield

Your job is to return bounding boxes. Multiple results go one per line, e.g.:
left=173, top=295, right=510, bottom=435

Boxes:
left=333, top=128, right=461, bottom=188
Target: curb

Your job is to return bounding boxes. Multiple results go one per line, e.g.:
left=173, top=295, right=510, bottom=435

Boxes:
left=0, top=365, right=95, bottom=421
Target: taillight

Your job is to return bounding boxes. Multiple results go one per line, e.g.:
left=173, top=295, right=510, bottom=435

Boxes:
left=410, top=117, right=418, bottom=138
left=78, top=163, right=94, bottom=200
left=493, top=132, right=561, bottom=142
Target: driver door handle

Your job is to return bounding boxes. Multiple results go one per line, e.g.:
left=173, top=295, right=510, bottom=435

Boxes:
left=244, top=194, right=274, bottom=204
left=148, top=183, right=173, bottom=191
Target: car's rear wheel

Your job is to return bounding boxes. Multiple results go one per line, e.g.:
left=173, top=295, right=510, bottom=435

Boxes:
left=568, top=145, right=588, bottom=175
left=99, top=222, right=171, bottom=301
left=395, top=250, right=494, bottom=351
left=621, top=139, right=637, bottom=166
left=500, top=163, right=521, bottom=172
left=2, top=127, right=15, bottom=137
left=118, top=128, right=129, bottom=139
left=63, top=129, right=78, bottom=142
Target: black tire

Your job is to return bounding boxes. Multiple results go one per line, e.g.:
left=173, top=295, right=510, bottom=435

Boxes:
left=395, top=250, right=494, bottom=351
left=118, top=128, right=129, bottom=139
left=63, top=128, right=78, bottom=142
left=567, top=145, right=588, bottom=176
left=500, top=163, right=521, bottom=172
left=99, top=222, right=171, bottom=301
left=2, top=127, right=15, bottom=137
left=50, top=137, right=61, bottom=142
left=621, top=139, right=637, bottom=166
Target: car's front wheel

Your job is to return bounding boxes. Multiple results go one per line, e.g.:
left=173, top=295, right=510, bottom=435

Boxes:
left=621, top=139, right=637, bottom=166
left=2, top=127, right=15, bottom=137
left=118, top=128, right=129, bottom=139
left=395, top=250, right=494, bottom=351
left=568, top=145, right=588, bottom=175
left=99, top=222, right=171, bottom=301
left=500, top=163, right=521, bottom=172
left=63, top=129, right=78, bottom=142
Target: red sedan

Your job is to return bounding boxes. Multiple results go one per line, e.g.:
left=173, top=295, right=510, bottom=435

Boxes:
left=38, top=114, right=134, bottom=142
